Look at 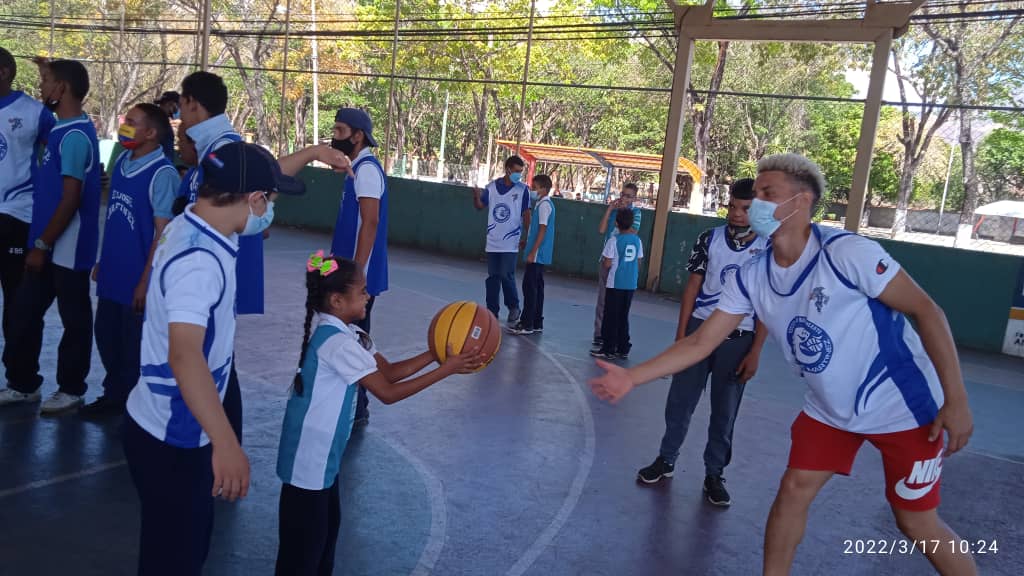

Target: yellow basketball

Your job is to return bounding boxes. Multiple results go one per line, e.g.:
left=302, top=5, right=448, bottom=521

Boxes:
left=427, top=301, right=501, bottom=372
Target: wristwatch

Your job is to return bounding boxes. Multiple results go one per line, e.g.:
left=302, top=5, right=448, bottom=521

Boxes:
left=34, top=238, right=52, bottom=252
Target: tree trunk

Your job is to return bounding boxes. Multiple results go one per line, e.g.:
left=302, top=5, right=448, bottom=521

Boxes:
left=891, top=152, right=917, bottom=237
left=956, top=110, right=980, bottom=245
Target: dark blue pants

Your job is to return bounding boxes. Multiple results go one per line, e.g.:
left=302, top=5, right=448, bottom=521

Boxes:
left=485, top=252, right=519, bottom=318
left=226, top=363, right=243, bottom=443
left=123, top=415, right=214, bottom=576
left=520, top=263, right=545, bottom=330
left=95, top=298, right=142, bottom=404
left=599, top=288, right=633, bottom=355
left=354, top=296, right=375, bottom=421
left=275, top=478, right=341, bottom=576
left=658, top=316, right=753, bottom=476
left=0, top=214, right=28, bottom=348
left=4, top=263, right=92, bottom=395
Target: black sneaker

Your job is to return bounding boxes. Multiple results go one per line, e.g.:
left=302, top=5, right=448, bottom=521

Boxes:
left=507, top=308, right=521, bottom=325
left=704, top=475, right=731, bottom=506
left=78, top=396, right=125, bottom=420
left=506, top=323, right=535, bottom=335
left=637, top=457, right=675, bottom=484
left=589, top=349, right=616, bottom=360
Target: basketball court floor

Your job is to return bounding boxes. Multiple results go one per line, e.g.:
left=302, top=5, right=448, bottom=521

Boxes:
left=1, top=227, right=1022, bottom=575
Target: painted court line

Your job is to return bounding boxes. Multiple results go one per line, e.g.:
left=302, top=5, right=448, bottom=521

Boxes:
left=392, top=284, right=597, bottom=576
left=0, top=459, right=126, bottom=500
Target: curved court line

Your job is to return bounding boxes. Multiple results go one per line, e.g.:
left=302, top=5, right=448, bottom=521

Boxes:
left=392, top=283, right=597, bottom=576
left=373, top=431, right=449, bottom=576
left=505, top=338, right=597, bottom=576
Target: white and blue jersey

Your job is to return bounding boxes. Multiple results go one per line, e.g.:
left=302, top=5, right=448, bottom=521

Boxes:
left=31, top=114, right=101, bottom=271
left=0, top=91, right=53, bottom=223
left=126, top=205, right=239, bottom=448
left=691, top=226, right=769, bottom=331
left=97, top=149, right=178, bottom=305
left=604, top=205, right=642, bottom=242
left=719, top=225, right=944, bottom=434
left=331, top=148, right=389, bottom=296
left=184, top=115, right=264, bottom=314
left=603, top=233, right=643, bottom=290
left=525, top=195, right=555, bottom=265
left=481, top=178, right=530, bottom=253
left=277, top=314, right=379, bottom=490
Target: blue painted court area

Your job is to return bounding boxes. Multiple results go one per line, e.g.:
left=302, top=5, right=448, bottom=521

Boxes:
left=1, top=226, right=1022, bottom=575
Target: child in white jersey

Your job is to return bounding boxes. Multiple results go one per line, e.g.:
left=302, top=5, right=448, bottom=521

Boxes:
left=275, top=253, right=484, bottom=576
left=591, top=154, right=977, bottom=575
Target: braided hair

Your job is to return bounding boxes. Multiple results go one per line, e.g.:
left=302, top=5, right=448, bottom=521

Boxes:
left=294, top=256, right=360, bottom=395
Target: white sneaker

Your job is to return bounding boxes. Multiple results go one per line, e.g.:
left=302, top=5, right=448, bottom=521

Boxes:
left=40, top=391, right=84, bottom=414
left=0, top=387, right=42, bottom=406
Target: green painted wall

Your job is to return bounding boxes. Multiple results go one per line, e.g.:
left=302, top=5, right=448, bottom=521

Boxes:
left=279, top=168, right=1022, bottom=353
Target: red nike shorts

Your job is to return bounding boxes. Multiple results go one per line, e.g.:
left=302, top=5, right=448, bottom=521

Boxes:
left=788, top=411, right=944, bottom=511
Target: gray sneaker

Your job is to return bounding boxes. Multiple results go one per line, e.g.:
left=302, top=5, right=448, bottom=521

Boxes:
left=507, top=308, right=521, bottom=325
left=0, top=388, right=42, bottom=406
left=40, top=391, right=84, bottom=415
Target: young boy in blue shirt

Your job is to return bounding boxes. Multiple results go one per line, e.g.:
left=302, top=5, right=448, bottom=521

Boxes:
left=591, top=208, right=643, bottom=360
left=81, top=103, right=179, bottom=418
left=509, top=173, right=554, bottom=335
left=0, top=58, right=101, bottom=415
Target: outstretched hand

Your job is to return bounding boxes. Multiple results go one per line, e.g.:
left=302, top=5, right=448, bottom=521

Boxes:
left=589, top=360, right=634, bottom=403
left=442, top=344, right=488, bottom=374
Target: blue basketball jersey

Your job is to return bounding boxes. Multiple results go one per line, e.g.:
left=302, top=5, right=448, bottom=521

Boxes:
left=719, top=225, right=944, bottom=434
left=331, top=152, right=389, bottom=296
left=525, top=196, right=556, bottom=265
left=30, top=114, right=101, bottom=271
left=604, top=233, right=643, bottom=290
left=0, top=91, right=53, bottom=223
left=97, top=150, right=176, bottom=305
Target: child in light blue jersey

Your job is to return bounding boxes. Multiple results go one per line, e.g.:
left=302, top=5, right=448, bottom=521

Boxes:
left=592, top=208, right=643, bottom=360
left=509, top=173, right=554, bottom=335
left=275, top=253, right=483, bottom=575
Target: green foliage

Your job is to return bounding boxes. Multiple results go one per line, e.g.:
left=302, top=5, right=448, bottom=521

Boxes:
left=977, top=128, right=1024, bottom=200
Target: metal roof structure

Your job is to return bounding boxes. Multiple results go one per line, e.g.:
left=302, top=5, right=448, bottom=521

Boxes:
left=496, top=140, right=703, bottom=184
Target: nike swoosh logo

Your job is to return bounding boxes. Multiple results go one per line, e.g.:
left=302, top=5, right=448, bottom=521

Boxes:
left=894, top=477, right=939, bottom=500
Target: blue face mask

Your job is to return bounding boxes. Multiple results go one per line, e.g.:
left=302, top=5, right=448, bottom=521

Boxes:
left=242, top=199, right=275, bottom=236
left=509, top=172, right=523, bottom=184
left=748, top=195, right=800, bottom=238
left=529, top=189, right=538, bottom=202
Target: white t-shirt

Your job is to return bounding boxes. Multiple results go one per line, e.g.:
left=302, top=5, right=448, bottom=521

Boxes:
left=718, top=225, right=944, bottom=434
left=126, top=206, right=239, bottom=448
left=352, top=148, right=385, bottom=200
left=535, top=198, right=552, bottom=226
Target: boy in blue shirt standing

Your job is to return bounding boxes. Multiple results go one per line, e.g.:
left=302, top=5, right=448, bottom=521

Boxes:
left=473, top=155, right=532, bottom=324
left=0, top=59, right=100, bottom=415
left=593, top=183, right=641, bottom=352
left=509, top=173, right=554, bottom=335
left=591, top=208, right=643, bottom=360
left=81, top=103, right=179, bottom=418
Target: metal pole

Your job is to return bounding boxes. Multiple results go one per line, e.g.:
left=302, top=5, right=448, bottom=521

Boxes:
left=646, top=32, right=694, bottom=291
left=48, top=0, right=56, bottom=57
left=311, top=0, right=320, bottom=144
left=278, top=0, right=293, bottom=156
left=200, top=0, right=212, bottom=71
left=936, top=141, right=957, bottom=234
left=438, top=90, right=449, bottom=179
left=515, top=0, right=537, bottom=153
left=845, top=30, right=893, bottom=233
left=383, top=0, right=402, bottom=172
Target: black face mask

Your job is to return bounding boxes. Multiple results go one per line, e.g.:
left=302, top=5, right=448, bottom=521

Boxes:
left=331, top=137, right=356, bottom=157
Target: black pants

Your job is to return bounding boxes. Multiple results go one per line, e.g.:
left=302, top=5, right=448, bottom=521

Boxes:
left=600, top=288, right=634, bottom=355
left=275, top=478, right=341, bottom=576
left=4, top=262, right=92, bottom=395
left=520, top=263, right=545, bottom=330
left=354, top=295, right=375, bottom=421
left=0, top=214, right=28, bottom=344
left=123, top=416, right=214, bottom=576
left=94, top=298, right=143, bottom=404
left=225, top=363, right=243, bottom=443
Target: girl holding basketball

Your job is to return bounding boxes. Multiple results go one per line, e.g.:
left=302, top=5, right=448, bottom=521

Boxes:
left=275, top=252, right=484, bottom=576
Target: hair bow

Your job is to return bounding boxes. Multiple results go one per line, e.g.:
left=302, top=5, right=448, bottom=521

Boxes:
left=306, top=250, right=338, bottom=276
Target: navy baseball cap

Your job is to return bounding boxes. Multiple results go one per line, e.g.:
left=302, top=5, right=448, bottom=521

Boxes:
left=334, top=108, right=378, bottom=147
left=202, top=142, right=305, bottom=196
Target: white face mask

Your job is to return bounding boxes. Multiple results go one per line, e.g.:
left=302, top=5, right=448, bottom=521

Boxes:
left=748, top=194, right=802, bottom=238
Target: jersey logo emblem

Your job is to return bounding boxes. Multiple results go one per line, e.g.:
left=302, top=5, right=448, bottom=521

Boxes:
left=720, top=264, right=741, bottom=286
left=8, top=117, right=23, bottom=131
left=493, top=203, right=511, bottom=223
left=786, top=316, right=833, bottom=374
left=810, top=287, right=829, bottom=313
left=749, top=248, right=763, bottom=256
left=876, top=259, right=888, bottom=274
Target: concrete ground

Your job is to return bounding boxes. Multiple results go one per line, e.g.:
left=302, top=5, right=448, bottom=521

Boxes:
left=1, top=226, right=1022, bottom=576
